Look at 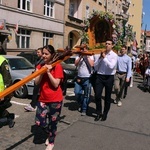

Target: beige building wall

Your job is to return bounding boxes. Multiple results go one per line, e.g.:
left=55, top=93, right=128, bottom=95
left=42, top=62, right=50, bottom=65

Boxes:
left=30, top=32, right=43, bottom=50
left=63, top=0, right=83, bottom=48
left=128, top=0, right=143, bottom=48
left=83, top=0, right=105, bottom=15
left=1, top=0, right=18, bottom=8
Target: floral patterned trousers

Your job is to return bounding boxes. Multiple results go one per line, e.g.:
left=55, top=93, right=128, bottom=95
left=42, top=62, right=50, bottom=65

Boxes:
left=35, top=101, right=62, bottom=144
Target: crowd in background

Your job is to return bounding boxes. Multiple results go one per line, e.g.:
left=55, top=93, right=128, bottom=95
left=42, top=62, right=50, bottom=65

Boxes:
left=135, top=53, right=150, bottom=81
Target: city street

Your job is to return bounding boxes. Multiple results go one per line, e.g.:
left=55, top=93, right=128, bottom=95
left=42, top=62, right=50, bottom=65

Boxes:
left=0, top=74, right=150, bottom=150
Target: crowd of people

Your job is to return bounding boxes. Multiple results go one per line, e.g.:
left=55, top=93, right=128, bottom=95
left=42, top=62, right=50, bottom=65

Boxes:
left=135, top=53, right=150, bottom=80
left=1, top=40, right=150, bottom=150
left=74, top=38, right=150, bottom=123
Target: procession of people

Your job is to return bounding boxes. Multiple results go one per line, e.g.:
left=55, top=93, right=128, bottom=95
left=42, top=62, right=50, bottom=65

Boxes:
left=0, top=40, right=150, bottom=150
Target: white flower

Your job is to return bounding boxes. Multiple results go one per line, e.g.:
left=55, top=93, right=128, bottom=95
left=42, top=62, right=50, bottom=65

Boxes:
left=113, top=24, right=116, bottom=28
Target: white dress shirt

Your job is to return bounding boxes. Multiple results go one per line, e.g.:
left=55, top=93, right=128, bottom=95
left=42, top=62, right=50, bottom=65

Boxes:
left=94, top=50, right=117, bottom=75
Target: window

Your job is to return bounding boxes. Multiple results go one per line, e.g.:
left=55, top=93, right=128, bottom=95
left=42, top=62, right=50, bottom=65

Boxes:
left=43, top=32, right=54, bottom=46
left=85, top=5, right=90, bottom=19
left=69, top=32, right=73, bottom=48
left=17, top=29, right=31, bottom=48
left=99, top=0, right=102, bottom=4
left=69, top=3, right=75, bottom=16
left=18, top=0, right=31, bottom=11
left=104, top=0, right=106, bottom=7
left=44, top=0, right=54, bottom=17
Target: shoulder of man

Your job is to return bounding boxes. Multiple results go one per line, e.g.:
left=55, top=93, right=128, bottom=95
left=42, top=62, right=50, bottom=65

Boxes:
left=110, top=50, right=117, bottom=55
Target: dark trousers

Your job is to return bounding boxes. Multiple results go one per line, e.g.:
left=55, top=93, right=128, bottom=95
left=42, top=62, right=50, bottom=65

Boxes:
left=30, top=83, right=40, bottom=108
left=95, top=74, right=114, bottom=115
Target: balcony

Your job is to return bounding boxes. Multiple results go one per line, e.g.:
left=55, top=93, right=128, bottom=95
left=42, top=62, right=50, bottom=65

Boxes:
left=68, top=15, right=83, bottom=24
left=122, top=0, right=130, bottom=10
left=116, top=13, right=123, bottom=20
left=121, top=13, right=129, bottom=21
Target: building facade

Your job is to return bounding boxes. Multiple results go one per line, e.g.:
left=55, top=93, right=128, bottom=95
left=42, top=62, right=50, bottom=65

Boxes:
left=0, top=0, right=143, bottom=55
left=128, top=0, right=143, bottom=48
left=145, top=31, right=150, bottom=52
left=63, top=0, right=106, bottom=49
left=0, top=0, right=65, bottom=55
left=64, top=0, right=143, bottom=50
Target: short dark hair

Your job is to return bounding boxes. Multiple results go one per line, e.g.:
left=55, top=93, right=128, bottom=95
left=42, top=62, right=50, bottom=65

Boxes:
left=37, top=47, right=43, bottom=50
left=37, top=47, right=43, bottom=53
left=43, top=45, right=55, bottom=55
left=106, top=38, right=115, bottom=45
left=121, top=45, right=127, bottom=49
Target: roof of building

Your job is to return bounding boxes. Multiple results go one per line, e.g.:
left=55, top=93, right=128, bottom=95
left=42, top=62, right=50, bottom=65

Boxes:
left=141, top=30, right=150, bottom=37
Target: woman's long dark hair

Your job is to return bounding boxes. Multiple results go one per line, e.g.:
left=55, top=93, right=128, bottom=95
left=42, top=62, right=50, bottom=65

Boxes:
left=43, top=45, right=55, bottom=55
left=43, top=45, right=56, bottom=62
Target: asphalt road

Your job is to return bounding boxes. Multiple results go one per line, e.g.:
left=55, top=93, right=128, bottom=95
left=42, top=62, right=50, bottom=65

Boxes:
left=0, top=74, right=150, bottom=150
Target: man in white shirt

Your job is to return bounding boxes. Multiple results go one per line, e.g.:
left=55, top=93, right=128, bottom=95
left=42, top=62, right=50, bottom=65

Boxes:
left=94, top=38, right=117, bottom=121
left=74, top=44, right=94, bottom=116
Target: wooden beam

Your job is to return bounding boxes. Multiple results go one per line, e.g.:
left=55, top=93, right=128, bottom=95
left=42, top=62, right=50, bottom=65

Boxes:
left=0, top=55, right=71, bottom=99
left=0, top=48, right=108, bottom=100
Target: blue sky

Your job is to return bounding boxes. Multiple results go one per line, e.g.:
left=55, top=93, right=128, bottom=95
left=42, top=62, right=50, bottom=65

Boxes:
left=142, top=0, right=150, bottom=30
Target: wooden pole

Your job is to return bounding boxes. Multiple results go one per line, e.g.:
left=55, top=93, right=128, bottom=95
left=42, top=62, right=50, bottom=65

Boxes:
left=57, top=48, right=106, bottom=54
left=0, top=48, right=106, bottom=99
left=0, top=55, right=71, bottom=99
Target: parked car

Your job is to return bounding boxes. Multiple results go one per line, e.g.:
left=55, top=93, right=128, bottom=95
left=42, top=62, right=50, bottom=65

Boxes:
left=3, top=55, right=35, bottom=98
left=64, top=55, right=77, bottom=66
left=17, top=51, right=37, bottom=65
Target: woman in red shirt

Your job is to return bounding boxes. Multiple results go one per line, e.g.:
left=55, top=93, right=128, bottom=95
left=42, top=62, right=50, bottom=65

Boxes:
left=35, top=45, right=64, bottom=150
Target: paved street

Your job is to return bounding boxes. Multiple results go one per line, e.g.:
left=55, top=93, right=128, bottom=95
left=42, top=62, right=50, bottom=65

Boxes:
left=0, top=74, right=150, bottom=150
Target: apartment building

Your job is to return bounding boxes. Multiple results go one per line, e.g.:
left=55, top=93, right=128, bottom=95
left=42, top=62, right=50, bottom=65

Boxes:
left=128, top=0, right=143, bottom=48
left=145, top=31, right=150, bottom=52
left=106, top=0, right=142, bottom=51
left=0, top=0, right=65, bottom=55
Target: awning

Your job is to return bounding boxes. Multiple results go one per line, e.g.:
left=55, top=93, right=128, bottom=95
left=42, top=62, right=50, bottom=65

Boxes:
left=0, top=30, right=11, bottom=35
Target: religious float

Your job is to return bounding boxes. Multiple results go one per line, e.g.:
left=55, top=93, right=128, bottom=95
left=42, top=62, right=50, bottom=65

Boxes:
left=80, top=10, right=121, bottom=53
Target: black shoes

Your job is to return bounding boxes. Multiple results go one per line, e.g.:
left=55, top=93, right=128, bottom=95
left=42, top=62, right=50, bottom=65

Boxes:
left=123, top=94, right=126, bottom=99
left=94, top=114, right=102, bottom=121
left=94, top=113, right=107, bottom=121
left=101, top=113, right=107, bottom=121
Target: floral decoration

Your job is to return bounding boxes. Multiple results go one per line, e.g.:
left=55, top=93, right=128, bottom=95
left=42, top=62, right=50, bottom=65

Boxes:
left=81, top=10, right=134, bottom=50
left=82, top=10, right=121, bottom=45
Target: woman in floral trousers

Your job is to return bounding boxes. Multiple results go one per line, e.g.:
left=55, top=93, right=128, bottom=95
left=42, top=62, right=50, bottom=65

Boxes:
left=35, top=45, right=64, bottom=150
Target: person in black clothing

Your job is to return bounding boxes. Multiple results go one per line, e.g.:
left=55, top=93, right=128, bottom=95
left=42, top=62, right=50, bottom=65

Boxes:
left=24, top=47, right=43, bottom=112
left=94, top=39, right=118, bottom=121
